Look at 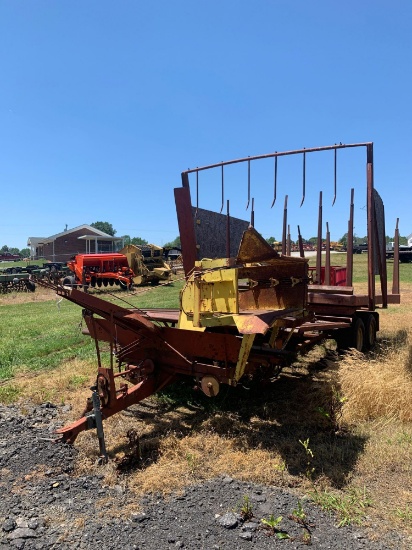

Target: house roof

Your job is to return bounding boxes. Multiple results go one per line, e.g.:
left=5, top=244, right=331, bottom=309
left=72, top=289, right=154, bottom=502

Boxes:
left=28, top=225, right=113, bottom=246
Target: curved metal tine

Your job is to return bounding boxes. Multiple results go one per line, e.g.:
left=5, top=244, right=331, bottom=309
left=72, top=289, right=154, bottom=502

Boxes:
left=220, top=164, right=224, bottom=213
left=250, top=197, right=255, bottom=227
left=195, top=169, right=199, bottom=216
left=332, top=148, right=337, bottom=206
left=300, top=150, right=306, bottom=207
left=271, top=154, right=278, bottom=208
left=246, top=158, right=251, bottom=210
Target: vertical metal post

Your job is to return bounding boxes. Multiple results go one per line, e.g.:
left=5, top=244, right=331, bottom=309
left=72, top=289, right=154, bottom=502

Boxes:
left=346, top=188, right=354, bottom=287
left=298, top=225, right=305, bottom=258
left=316, top=192, right=322, bottom=285
left=393, top=218, right=400, bottom=295
left=282, top=195, right=288, bottom=256
left=367, top=143, right=375, bottom=310
left=286, top=225, right=291, bottom=256
left=325, top=222, right=331, bottom=285
left=174, top=186, right=198, bottom=277
left=374, top=203, right=388, bottom=308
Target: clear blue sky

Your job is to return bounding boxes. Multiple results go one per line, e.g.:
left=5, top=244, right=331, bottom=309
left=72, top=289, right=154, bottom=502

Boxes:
left=1, top=1, right=411, bottom=250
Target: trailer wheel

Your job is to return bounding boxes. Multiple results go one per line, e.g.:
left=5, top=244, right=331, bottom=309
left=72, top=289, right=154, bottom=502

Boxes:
left=351, top=317, right=365, bottom=352
left=63, top=276, right=76, bottom=288
left=364, top=314, right=377, bottom=350
left=335, top=317, right=365, bottom=352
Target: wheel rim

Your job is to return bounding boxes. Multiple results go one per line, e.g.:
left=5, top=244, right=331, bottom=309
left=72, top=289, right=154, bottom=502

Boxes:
left=356, top=326, right=364, bottom=351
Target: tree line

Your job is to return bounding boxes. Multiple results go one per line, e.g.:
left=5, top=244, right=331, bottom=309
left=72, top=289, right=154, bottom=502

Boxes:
left=2, top=220, right=407, bottom=258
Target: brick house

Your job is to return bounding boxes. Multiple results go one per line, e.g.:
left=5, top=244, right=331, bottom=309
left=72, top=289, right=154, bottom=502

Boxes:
left=27, top=225, right=124, bottom=262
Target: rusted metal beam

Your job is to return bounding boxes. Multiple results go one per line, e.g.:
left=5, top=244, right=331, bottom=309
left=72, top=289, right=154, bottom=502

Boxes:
left=316, top=192, right=322, bottom=284
left=298, top=225, right=304, bottom=258
left=346, top=189, right=354, bottom=286
left=366, top=143, right=375, bottom=311
left=282, top=195, right=288, bottom=255
left=286, top=225, right=291, bottom=256
left=182, top=142, right=373, bottom=176
left=174, top=186, right=198, bottom=276
left=325, top=222, right=331, bottom=285
left=393, top=218, right=400, bottom=295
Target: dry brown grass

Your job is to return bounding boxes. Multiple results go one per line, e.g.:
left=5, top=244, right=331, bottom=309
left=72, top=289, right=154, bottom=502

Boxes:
left=4, top=358, right=96, bottom=410
left=0, top=285, right=56, bottom=305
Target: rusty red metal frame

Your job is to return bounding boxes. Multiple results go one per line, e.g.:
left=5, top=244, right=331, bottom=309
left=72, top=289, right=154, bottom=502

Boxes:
left=45, top=142, right=400, bottom=453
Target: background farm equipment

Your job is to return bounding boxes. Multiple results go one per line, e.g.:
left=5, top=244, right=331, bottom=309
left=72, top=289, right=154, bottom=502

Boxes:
left=48, top=142, right=400, bottom=456
left=0, top=252, right=21, bottom=262
left=0, top=273, right=36, bottom=293
left=120, top=244, right=172, bottom=285
left=64, top=253, right=138, bottom=290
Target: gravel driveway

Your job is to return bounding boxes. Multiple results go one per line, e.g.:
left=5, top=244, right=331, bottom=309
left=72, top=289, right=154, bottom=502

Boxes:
left=0, top=403, right=406, bottom=549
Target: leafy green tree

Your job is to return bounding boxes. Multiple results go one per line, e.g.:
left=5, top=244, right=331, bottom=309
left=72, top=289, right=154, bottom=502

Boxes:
left=131, top=237, right=148, bottom=246
left=19, top=248, right=30, bottom=257
left=265, top=236, right=277, bottom=245
left=339, top=233, right=348, bottom=247
left=121, top=235, right=132, bottom=245
left=164, top=236, right=181, bottom=248
left=90, top=221, right=116, bottom=236
left=1, top=245, right=9, bottom=253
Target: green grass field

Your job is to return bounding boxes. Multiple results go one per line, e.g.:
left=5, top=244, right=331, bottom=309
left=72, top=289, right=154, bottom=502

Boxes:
left=0, top=299, right=95, bottom=381
left=0, top=279, right=184, bottom=382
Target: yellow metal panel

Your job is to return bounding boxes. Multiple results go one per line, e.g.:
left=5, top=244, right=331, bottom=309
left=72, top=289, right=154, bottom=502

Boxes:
left=196, top=258, right=233, bottom=269
left=234, top=334, right=255, bottom=382
left=177, top=310, right=206, bottom=331
left=180, top=268, right=239, bottom=318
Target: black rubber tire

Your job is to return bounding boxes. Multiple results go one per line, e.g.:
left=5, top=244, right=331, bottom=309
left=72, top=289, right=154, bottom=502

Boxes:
left=335, top=317, right=365, bottom=352
left=119, top=280, right=127, bottom=290
left=63, top=276, right=76, bottom=288
left=364, top=314, right=377, bottom=350
left=351, top=317, right=365, bottom=352
left=24, top=280, right=36, bottom=292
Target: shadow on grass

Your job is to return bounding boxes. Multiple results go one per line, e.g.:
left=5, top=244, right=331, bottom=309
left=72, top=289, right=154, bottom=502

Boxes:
left=114, top=354, right=367, bottom=489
